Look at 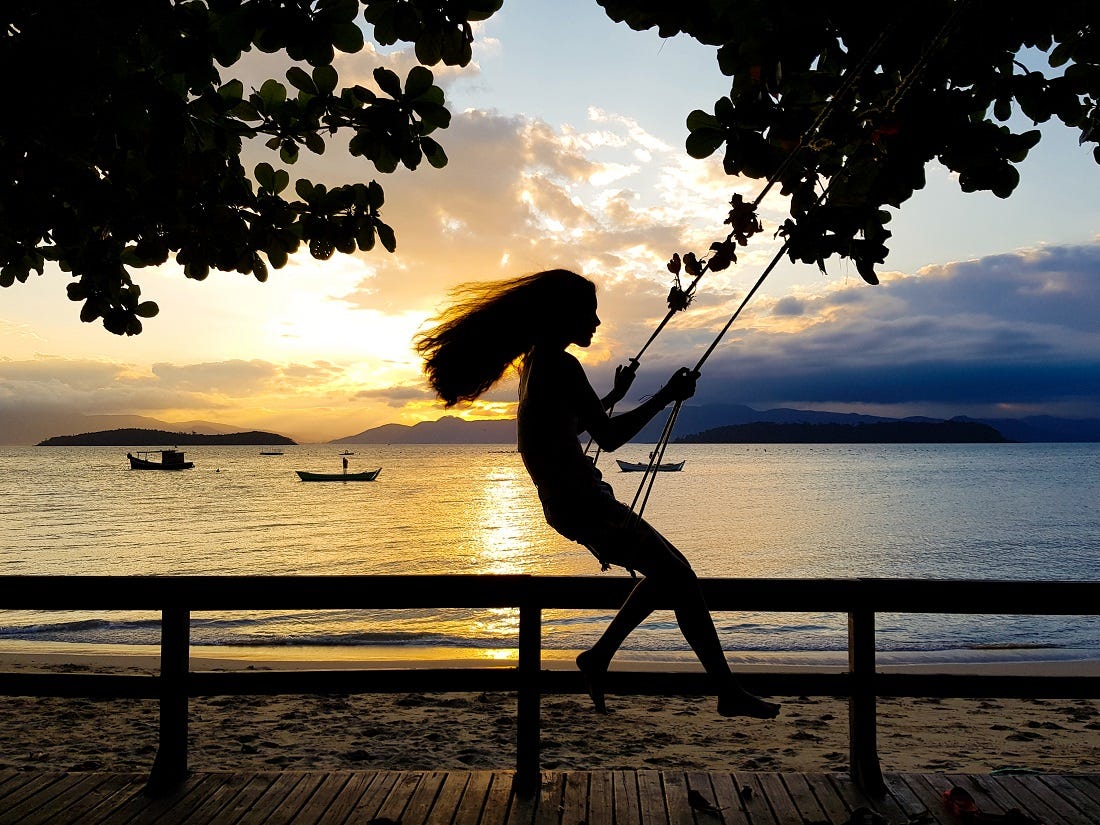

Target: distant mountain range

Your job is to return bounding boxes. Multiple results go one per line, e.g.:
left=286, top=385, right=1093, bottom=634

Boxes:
left=332, top=406, right=1100, bottom=444
left=19, top=406, right=1100, bottom=447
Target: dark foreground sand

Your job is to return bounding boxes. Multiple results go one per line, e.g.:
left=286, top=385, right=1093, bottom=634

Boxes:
left=1, top=652, right=1097, bottom=775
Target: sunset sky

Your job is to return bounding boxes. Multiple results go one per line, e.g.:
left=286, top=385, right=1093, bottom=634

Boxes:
left=3, top=1, right=1099, bottom=444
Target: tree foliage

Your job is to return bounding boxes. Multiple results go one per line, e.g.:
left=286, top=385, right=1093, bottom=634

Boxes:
left=3, top=2, right=1098, bottom=335
left=599, top=0, right=1099, bottom=284
left=0, top=0, right=499, bottom=334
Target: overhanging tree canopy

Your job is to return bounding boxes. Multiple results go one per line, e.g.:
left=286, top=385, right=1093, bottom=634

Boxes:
left=599, top=0, right=1099, bottom=282
left=2, top=1, right=1097, bottom=334
left=1, top=0, right=500, bottom=334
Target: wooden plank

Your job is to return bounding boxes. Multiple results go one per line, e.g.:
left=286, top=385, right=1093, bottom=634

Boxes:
left=340, top=770, right=402, bottom=824
left=0, top=770, right=41, bottom=804
left=560, top=771, right=589, bottom=825
left=995, top=775, right=1079, bottom=825
left=611, top=770, right=642, bottom=825
left=503, top=770, right=540, bottom=825
left=799, top=774, right=851, bottom=824
left=253, top=772, right=330, bottom=825
left=660, top=771, right=693, bottom=825
left=400, top=770, right=448, bottom=825
left=1035, top=775, right=1100, bottom=825
left=730, top=773, right=778, bottom=825
left=375, top=771, right=430, bottom=823
left=478, top=772, right=517, bottom=825
left=684, top=772, right=723, bottom=825
left=160, top=770, right=256, bottom=825
left=780, top=773, right=829, bottom=823
left=705, top=772, right=750, bottom=825
left=531, top=771, right=565, bottom=825
left=892, top=774, right=954, bottom=825
left=635, top=770, right=668, bottom=825
left=18, top=773, right=106, bottom=825
left=198, top=772, right=283, bottom=825
left=1, top=772, right=96, bottom=824
left=109, top=773, right=220, bottom=825
left=288, top=771, right=356, bottom=825
left=424, top=770, right=471, bottom=825
left=826, top=772, right=908, bottom=825
left=310, top=771, right=380, bottom=825
left=587, top=769, right=613, bottom=825
left=45, top=771, right=147, bottom=825
left=755, top=773, right=802, bottom=824
left=880, top=774, right=936, bottom=824
left=1065, top=774, right=1100, bottom=807
left=451, top=770, right=494, bottom=825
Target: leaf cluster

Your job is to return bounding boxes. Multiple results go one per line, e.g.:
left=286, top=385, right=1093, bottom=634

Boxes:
left=600, top=0, right=1100, bottom=283
left=1, top=0, right=501, bottom=334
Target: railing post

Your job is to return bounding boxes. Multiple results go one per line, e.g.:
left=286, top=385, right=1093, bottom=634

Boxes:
left=515, top=596, right=541, bottom=794
left=848, top=608, right=885, bottom=795
left=148, top=606, right=190, bottom=794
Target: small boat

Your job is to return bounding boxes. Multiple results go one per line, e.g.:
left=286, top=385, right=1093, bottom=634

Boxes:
left=259, top=449, right=284, bottom=455
left=616, top=459, right=685, bottom=472
left=296, top=468, right=381, bottom=482
left=127, top=450, right=194, bottom=470
left=338, top=450, right=355, bottom=455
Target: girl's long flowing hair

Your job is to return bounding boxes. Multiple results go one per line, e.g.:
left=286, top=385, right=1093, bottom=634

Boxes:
left=415, top=269, right=595, bottom=406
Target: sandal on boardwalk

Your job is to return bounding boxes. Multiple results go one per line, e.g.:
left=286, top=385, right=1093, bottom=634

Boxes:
left=942, top=787, right=1044, bottom=824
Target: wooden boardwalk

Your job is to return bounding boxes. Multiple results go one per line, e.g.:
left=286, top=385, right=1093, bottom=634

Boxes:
left=2, top=770, right=1098, bottom=825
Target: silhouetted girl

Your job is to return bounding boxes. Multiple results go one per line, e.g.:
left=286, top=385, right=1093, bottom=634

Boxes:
left=416, top=269, right=778, bottom=719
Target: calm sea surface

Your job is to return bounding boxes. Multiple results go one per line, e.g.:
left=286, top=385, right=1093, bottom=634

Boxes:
left=1, top=443, right=1097, bottom=663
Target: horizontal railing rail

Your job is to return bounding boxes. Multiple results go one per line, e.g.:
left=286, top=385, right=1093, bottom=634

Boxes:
left=1, top=575, right=1097, bottom=796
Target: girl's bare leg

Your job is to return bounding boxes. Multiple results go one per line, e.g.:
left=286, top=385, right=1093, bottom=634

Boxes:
left=578, top=533, right=779, bottom=718
left=577, top=576, right=660, bottom=713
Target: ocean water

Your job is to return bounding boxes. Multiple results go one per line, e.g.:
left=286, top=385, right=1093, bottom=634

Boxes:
left=0, top=443, right=1097, bottom=663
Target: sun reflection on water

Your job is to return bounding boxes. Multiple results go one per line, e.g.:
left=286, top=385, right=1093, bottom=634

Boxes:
left=471, top=464, right=539, bottom=575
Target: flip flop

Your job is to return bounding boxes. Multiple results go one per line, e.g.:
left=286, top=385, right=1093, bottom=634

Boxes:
left=942, top=787, right=1044, bottom=824
left=944, top=787, right=981, bottom=818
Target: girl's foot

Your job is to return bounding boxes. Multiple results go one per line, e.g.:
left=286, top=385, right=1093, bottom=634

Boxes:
left=717, top=688, right=781, bottom=719
left=575, top=649, right=608, bottom=714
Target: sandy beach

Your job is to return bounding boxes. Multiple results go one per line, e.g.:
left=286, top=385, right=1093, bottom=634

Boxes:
left=1, top=649, right=1097, bottom=776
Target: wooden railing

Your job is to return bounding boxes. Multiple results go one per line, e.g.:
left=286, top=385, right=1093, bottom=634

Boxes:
left=1, top=575, right=1098, bottom=796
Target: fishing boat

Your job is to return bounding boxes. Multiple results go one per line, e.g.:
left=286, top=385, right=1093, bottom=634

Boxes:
left=616, top=459, right=685, bottom=472
left=127, top=450, right=194, bottom=470
left=296, top=468, right=381, bottom=482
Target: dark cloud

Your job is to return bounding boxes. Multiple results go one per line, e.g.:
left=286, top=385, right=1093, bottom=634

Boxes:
left=772, top=296, right=805, bottom=317
left=657, top=242, right=1100, bottom=416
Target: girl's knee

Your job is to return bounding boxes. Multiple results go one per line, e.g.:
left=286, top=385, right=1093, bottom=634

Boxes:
left=648, top=557, right=698, bottom=590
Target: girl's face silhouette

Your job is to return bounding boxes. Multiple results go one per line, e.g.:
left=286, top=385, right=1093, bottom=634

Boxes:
left=564, top=289, right=600, bottom=348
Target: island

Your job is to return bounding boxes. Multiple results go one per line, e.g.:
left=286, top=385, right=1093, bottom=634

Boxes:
left=677, top=420, right=1010, bottom=444
left=37, top=428, right=297, bottom=447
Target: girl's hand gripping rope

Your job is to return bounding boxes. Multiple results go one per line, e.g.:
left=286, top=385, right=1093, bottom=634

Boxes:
left=611, top=358, right=639, bottom=400
left=601, top=358, right=639, bottom=412
left=658, top=367, right=699, bottom=404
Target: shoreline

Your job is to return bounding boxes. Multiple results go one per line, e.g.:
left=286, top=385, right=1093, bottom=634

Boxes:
left=1, top=647, right=1097, bottom=775
left=2, top=640, right=1100, bottom=674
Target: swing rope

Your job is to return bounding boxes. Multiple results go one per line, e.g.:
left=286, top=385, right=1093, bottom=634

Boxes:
left=627, top=2, right=970, bottom=521
left=587, top=17, right=899, bottom=467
